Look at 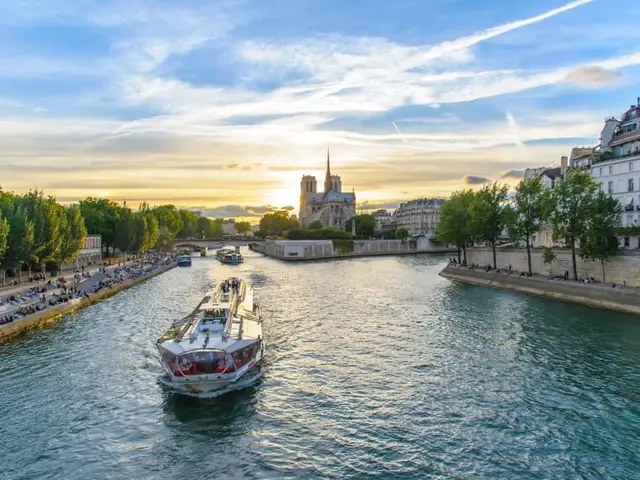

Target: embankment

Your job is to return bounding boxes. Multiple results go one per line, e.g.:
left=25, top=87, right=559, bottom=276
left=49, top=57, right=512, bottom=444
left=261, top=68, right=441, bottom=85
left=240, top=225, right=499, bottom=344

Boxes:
left=0, top=263, right=176, bottom=341
left=439, top=265, right=640, bottom=315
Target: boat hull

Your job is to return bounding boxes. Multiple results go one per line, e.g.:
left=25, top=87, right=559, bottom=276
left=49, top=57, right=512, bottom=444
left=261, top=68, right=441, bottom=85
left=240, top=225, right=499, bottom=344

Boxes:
left=159, top=355, right=263, bottom=393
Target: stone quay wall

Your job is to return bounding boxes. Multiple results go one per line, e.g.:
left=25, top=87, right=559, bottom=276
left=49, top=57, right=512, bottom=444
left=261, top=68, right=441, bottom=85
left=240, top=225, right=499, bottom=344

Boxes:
left=439, top=265, right=640, bottom=315
left=464, top=247, right=640, bottom=287
left=0, top=262, right=177, bottom=342
left=250, top=239, right=455, bottom=261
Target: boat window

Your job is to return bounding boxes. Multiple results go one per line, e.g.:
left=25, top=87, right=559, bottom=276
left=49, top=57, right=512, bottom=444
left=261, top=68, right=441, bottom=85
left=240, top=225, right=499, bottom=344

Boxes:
left=171, top=351, right=236, bottom=376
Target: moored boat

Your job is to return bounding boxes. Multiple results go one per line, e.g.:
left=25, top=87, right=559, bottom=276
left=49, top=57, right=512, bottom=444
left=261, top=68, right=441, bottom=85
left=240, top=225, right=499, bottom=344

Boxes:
left=216, top=247, right=243, bottom=265
left=177, top=255, right=192, bottom=267
left=200, top=247, right=208, bottom=257
left=208, top=242, right=223, bottom=250
left=156, top=278, right=264, bottom=393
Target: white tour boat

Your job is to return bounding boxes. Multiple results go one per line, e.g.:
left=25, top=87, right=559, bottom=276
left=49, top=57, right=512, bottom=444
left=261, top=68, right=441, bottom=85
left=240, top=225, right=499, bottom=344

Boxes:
left=156, top=277, right=264, bottom=393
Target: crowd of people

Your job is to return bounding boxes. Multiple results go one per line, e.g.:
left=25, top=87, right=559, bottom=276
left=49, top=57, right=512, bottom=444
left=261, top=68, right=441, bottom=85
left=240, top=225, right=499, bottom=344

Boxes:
left=0, top=253, right=178, bottom=325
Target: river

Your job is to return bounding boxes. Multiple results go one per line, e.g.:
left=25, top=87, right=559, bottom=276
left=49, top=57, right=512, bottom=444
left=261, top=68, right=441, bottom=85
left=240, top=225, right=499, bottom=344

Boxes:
left=1, top=251, right=639, bottom=479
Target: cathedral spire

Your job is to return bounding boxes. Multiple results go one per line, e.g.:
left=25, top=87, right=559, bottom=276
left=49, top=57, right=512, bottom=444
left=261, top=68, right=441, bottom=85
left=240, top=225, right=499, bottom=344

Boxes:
left=324, top=146, right=333, bottom=194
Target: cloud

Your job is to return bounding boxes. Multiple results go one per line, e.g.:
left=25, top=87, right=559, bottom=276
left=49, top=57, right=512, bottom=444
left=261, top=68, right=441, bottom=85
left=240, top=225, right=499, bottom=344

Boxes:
left=564, top=66, right=622, bottom=87
left=202, top=204, right=294, bottom=218
left=500, top=169, right=525, bottom=179
left=463, top=175, right=491, bottom=185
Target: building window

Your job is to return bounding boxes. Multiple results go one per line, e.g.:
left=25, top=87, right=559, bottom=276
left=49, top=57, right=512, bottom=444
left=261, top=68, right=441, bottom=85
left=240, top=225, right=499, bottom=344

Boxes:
left=630, top=178, right=635, bottom=192
left=609, top=166, right=613, bottom=175
left=598, top=167, right=602, bottom=176
left=631, top=162, right=635, bottom=172
left=608, top=181, right=614, bottom=194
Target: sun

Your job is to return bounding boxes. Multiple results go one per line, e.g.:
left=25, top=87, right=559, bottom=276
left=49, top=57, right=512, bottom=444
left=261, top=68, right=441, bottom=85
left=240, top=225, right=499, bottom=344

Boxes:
left=265, top=172, right=302, bottom=210
left=266, top=188, right=299, bottom=210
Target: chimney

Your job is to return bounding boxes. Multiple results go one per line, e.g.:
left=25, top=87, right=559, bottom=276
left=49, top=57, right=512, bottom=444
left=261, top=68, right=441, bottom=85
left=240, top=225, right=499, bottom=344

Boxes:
left=560, top=156, right=568, bottom=167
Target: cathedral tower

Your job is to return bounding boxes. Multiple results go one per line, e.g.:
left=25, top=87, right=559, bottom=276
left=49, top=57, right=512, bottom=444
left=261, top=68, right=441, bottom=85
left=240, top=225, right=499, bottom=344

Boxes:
left=324, top=147, right=333, bottom=194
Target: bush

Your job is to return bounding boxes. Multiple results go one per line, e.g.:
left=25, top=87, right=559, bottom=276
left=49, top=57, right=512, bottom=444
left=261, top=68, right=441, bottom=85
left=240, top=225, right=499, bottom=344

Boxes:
left=333, top=239, right=354, bottom=253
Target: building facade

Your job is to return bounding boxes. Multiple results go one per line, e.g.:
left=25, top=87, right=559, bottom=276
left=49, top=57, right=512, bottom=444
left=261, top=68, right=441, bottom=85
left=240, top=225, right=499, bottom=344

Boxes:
left=371, top=209, right=395, bottom=231
left=590, top=100, right=640, bottom=247
left=393, top=198, right=444, bottom=236
left=299, top=150, right=356, bottom=229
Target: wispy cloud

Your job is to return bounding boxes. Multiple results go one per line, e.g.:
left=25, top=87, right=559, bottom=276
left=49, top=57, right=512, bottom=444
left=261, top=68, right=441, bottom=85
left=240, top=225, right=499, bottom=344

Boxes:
left=0, top=0, right=637, bottom=209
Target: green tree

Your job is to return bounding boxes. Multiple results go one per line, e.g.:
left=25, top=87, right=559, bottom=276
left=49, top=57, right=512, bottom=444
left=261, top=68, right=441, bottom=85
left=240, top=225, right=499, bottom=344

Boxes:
left=196, top=217, right=214, bottom=239
left=579, top=191, right=621, bottom=282
left=395, top=228, right=409, bottom=243
left=346, top=214, right=376, bottom=237
left=259, top=210, right=298, bottom=236
left=115, top=209, right=136, bottom=254
left=548, top=169, right=600, bottom=280
left=38, top=197, right=67, bottom=273
left=234, top=220, right=252, bottom=235
left=470, top=183, right=508, bottom=269
left=141, top=209, right=159, bottom=252
left=542, top=247, right=556, bottom=275
left=178, top=210, right=198, bottom=238
left=505, top=177, right=546, bottom=275
left=153, top=205, right=183, bottom=249
left=79, top=198, right=121, bottom=257
left=0, top=202, right=11, bottom=285
left=307, top=220, right=324, bottom=230
left=59, top=205, right=88, bottom=266
left=436, top=189, right=476, bottom=264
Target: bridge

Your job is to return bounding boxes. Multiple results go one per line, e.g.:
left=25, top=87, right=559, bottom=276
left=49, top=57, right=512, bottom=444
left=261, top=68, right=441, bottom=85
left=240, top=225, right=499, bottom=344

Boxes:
left=172, top=239, right=264, bottom=251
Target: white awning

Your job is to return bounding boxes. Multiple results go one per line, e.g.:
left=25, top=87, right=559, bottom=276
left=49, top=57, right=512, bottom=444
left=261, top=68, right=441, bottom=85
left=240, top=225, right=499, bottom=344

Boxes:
left=158, top=342, right=185, bottom=355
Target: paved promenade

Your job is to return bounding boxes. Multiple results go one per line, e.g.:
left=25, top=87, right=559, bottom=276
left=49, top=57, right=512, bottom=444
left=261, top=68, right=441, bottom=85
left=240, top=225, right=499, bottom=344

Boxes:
left=440, top=264, right=640, bottom=315
left=1, top=254, right=177, bottom=336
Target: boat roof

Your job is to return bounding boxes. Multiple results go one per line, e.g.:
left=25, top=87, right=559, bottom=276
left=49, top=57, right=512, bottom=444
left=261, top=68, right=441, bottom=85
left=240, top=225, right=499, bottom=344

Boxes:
left=199, top=301, right=229, bottom=310
left=158, top=277, right=261, bottom=354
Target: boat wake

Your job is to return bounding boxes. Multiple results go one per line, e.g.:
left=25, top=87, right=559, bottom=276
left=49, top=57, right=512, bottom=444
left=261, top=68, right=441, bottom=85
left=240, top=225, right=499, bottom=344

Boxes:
left=157, top=369, right=264, bottom=399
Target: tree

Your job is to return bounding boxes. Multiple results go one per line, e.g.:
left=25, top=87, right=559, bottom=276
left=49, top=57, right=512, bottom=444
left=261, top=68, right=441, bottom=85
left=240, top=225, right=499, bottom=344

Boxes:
left=542, top=247, right=556, bottom=276
left=395, top=228, right=409, bottom=243
left=436, top=189, right=476, bottom=264
left=470, top=183, right=508, bottom=269
left=38, top=197, right=67, bottom=273
left=346, top=214, right=376, bottom=237
left=79, top=198, right=121, bottom=257
left=505, top=177, right=545, bottom=275
left=153, top=205, right=183, bottom=249
left=579, top=191, right=621, bottom=282
left=548, top=169, right=601, bottom=281
left=234, top=221, right=252, bottom=235
left=196, top=217, right=214, bottom=239
left=307, top=220, right=324, bottom=230
left=0, top=210, right=10, bottom=284
left=115, top=209, right=137, bottom=254
left=59, top=205, right=87, bottom=266
left=259, top=210, right=298, bottom=236
left=178, top=210, right=198, bottom=238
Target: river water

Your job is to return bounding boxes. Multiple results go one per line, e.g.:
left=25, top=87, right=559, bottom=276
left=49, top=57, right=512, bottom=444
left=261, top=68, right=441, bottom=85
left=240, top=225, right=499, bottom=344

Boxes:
left=1, top=251, right=639, bottom=479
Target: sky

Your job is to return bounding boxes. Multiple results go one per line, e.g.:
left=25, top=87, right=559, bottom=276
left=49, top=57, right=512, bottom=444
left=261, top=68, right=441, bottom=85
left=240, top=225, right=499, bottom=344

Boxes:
left=1, top=0, right=640, bottom=219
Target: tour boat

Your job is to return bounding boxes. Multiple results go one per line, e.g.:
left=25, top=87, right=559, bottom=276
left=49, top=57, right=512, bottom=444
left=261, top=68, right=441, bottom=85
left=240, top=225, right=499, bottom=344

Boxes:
left=177, top=255, right=192, bottom=267
left=216, top=247, right=243, bottom=265
left=156, top=278, right=264, bottom=393
left=200, top=247, right=208, bottom=257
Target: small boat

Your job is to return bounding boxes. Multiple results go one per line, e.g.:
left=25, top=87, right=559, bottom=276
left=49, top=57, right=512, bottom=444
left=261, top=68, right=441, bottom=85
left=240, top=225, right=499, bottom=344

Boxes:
left=200, top=247, right=208, bottom=257
left=177, top=255, right=192, bottom=267
left=208, top=242, right=223, bottom=250
left=216, top=247, right=243, bottom=265
left=156, top=278, right=264, bottom=393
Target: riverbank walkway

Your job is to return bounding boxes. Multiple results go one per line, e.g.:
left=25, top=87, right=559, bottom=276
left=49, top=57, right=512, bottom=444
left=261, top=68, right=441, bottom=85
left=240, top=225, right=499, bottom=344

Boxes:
left=1, top=254, right=176, bottom=328
left=441, top=263, right=640, bottom=315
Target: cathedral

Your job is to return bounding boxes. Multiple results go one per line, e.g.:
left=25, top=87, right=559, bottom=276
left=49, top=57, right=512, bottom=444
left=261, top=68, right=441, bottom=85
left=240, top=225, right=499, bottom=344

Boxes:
left=299, top=149, right=356, bottom=230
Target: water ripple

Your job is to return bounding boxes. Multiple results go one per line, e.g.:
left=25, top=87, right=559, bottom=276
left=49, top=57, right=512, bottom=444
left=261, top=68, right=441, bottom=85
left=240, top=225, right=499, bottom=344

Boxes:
left=1, top=252, right=639, bottom=479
